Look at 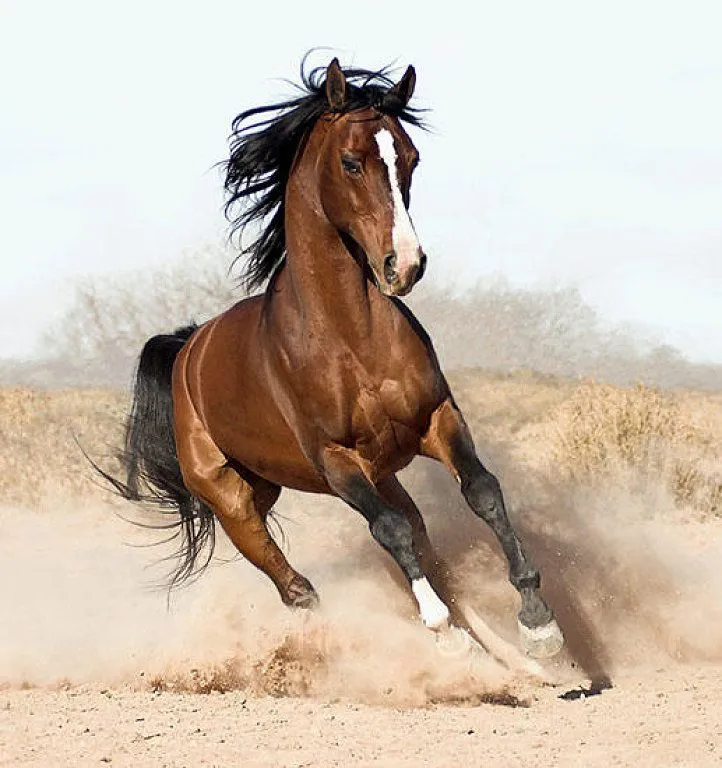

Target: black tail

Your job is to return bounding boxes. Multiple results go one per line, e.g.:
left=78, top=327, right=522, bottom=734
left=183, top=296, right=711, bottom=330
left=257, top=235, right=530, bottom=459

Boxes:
left=101, top=323, right=216, bottom=588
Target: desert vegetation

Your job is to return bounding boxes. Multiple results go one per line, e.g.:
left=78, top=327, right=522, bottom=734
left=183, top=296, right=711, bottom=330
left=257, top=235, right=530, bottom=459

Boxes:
left=550, top=381, right=721, bottom=516
left=2, top=371, right=720, bottom=519
left=1, top=246, right=720, bottom=390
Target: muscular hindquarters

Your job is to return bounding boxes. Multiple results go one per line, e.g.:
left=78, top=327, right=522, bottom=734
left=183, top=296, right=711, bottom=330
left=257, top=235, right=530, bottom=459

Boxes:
left=175, top=298, right=328, bottom=493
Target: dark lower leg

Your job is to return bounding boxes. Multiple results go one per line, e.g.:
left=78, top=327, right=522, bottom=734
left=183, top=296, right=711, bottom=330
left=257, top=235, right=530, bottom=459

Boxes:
left=344, top=475, right=424, bottom=583
left=460, top=463, right=552, bottom=629
left=320, top=449, right=424, bottom=583
left=377, top=475, right=454, bottom=596
left=322, top=448, right=451, bottom=629
left=421, top=399, right=562, bottom=654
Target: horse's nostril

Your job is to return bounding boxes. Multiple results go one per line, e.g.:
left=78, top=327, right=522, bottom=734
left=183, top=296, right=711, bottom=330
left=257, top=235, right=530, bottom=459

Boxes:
left=384, top=252, right=398, bottom=283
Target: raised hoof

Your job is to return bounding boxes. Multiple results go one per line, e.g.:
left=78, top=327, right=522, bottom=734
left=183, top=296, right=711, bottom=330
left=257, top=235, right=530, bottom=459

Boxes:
left=518, top=618, right=564, bottom=659
left=282, top=576, right=319, bottom=610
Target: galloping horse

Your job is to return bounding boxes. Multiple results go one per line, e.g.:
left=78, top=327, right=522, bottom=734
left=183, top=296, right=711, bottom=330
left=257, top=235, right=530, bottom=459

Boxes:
left=116, top=58, right=563, bottom=658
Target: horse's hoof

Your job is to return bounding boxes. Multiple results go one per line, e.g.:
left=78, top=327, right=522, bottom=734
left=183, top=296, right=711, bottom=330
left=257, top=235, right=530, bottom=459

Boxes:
left=283, top=576, right=319, bottom=610
left=290, top=590, right=320, bottom=610
left=518, top=618, right=564, bottom=659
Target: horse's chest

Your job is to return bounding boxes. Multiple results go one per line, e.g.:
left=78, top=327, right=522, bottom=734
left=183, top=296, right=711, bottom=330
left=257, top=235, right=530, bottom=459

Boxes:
left=349, top=380, right=430, bottom=473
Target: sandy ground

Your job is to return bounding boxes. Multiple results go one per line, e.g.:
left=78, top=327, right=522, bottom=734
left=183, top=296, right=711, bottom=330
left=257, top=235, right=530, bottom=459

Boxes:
left=0, top=667, right=722, bottom=767
left=0, top=665, right=720, bottom=768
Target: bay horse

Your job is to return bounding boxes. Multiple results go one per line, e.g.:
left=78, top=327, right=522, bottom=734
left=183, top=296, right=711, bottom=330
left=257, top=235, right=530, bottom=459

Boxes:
left=116, top=58, right=563, bottom=659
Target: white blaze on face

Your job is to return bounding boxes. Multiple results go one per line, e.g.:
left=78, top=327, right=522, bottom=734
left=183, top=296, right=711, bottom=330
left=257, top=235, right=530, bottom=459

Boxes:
left=412, top=577, right=450, bottom=630
left=374, top=127, right=421, bottom=277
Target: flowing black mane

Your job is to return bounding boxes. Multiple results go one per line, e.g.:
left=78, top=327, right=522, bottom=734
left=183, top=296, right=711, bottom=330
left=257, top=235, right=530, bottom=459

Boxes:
left=224, top=59, right=426, bottom=289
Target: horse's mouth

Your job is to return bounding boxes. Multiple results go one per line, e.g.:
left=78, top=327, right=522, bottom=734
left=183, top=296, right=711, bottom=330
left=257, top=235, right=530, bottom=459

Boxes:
left=366, top=263, right=412, bottom=297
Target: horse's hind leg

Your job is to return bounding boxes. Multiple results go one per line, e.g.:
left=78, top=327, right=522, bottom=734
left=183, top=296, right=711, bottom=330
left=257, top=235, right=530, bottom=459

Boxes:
left=421, top=398, right=564, bottom=659
left=176, top=427, right=317, bottom=608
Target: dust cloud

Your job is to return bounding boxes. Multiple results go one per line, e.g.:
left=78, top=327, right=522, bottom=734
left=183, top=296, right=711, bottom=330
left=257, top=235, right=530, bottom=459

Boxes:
left=0, top=497, right=511, bottom=706
left=1, top=455, right=721, bottom=704
left=409, top=457, right=722, bottom=685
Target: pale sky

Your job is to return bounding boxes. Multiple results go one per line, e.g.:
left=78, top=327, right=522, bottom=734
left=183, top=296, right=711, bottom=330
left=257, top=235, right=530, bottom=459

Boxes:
left=1, top=0, right=720, bottom=362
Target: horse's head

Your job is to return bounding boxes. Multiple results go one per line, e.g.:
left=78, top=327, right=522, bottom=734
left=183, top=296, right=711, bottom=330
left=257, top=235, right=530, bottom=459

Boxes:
left=314, top=59, right=426, bottom=297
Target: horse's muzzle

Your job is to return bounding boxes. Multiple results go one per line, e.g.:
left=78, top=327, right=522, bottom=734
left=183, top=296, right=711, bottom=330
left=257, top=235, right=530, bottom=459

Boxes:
left=383, top=248, right=427, bottom=295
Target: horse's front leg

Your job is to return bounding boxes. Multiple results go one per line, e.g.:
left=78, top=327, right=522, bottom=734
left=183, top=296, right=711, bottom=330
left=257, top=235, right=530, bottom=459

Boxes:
left=421, top=398, right=564, bottom=659
left=321, top=445, right=450, bottom=631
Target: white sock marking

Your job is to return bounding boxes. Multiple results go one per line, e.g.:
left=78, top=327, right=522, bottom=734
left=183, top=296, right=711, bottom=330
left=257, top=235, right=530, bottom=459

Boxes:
left=374, top=128, right=420, bottom=274
left=412, top=577, right=450, bottom=630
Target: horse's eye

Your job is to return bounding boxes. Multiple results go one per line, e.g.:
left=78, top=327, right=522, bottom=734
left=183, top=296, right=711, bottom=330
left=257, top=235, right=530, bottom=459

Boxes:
left=342, top=157, right=362, bottom=175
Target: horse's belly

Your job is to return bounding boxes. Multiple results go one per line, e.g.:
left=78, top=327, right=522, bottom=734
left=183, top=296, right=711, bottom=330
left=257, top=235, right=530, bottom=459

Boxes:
left=206, top=397, right=329, bottom=493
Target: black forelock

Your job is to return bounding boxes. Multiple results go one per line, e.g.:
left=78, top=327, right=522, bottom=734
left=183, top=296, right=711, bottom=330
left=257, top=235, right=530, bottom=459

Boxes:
left=223, top=55, right=428, bottom=290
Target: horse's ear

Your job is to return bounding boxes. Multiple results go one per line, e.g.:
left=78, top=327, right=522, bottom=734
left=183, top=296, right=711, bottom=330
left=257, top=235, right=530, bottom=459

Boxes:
left=387, top=65, right=416, bottom=108
left=325, top=58, right=347, bottom=110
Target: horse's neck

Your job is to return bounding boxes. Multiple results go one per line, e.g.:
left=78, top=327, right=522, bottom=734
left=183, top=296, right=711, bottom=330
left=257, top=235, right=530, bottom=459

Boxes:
left=279, top=183, right=379, bottom=340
